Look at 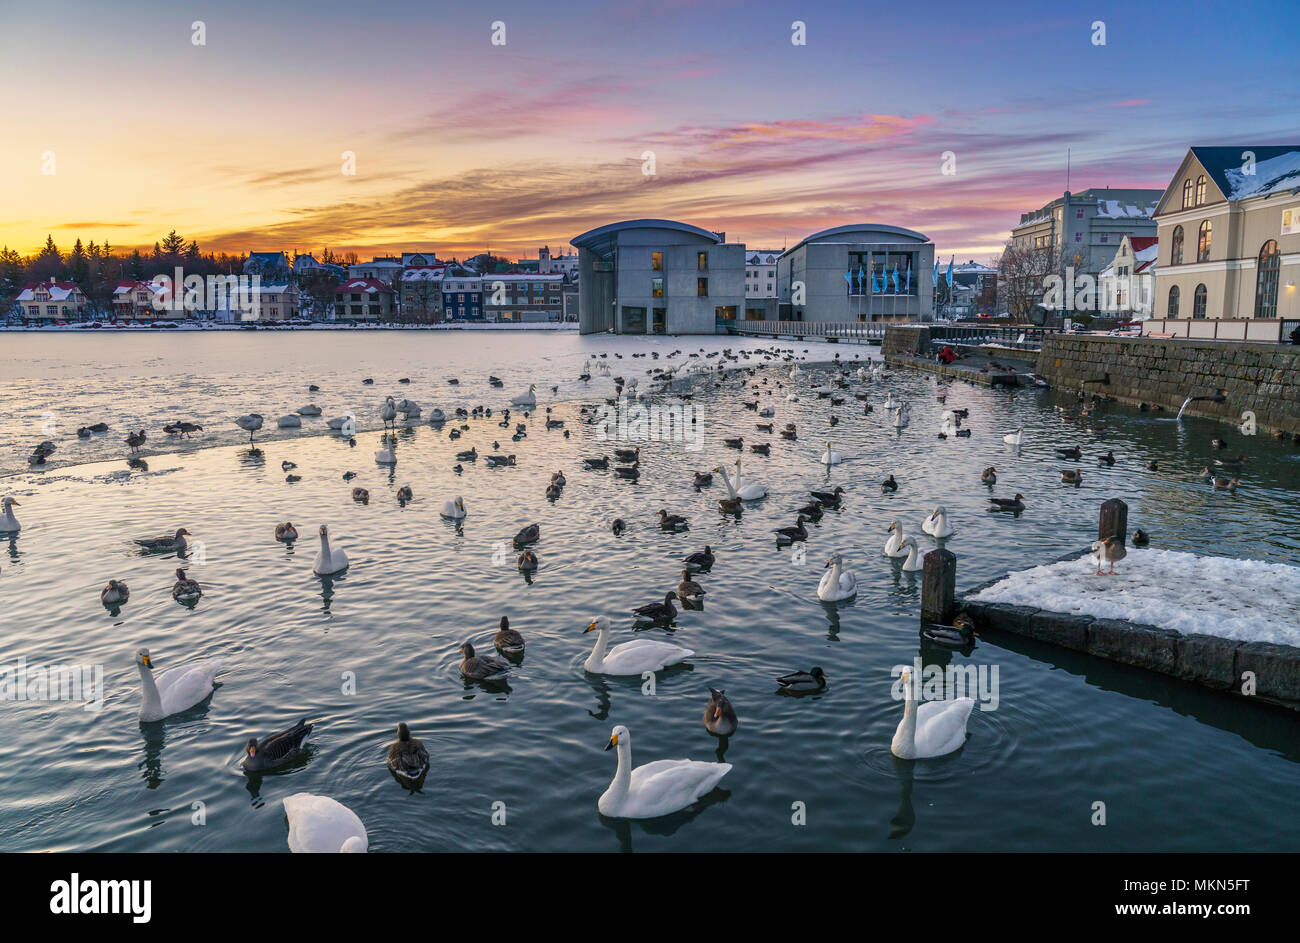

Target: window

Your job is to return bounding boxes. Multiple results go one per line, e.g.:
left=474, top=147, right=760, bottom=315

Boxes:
left=1182, top=179, right=1193, bottom=209
left=697, top=251, right=708, bottom=271
left=651, top=277, right=664, bottom=299
left=1074, top=232, right=1082, bottom=242
left=1076, top=208, right=1085, bottom=219
left=1192, top=283, right=1207, bottom=319
left=1197, top=220, right=1212, bottom=262
left=1171, top=226, right=1183, bottom=265
left=651, top=251, right=663, bottom=272
left=1166, top=285, right=1178, bottom=317
left=1100, top=233, right=1109, bottom=243
left=697, top=277, right=708, bottom=297
left=1254, top=240, right=1280, bottom=319
left=1195, top=175, right=1206, bottom=206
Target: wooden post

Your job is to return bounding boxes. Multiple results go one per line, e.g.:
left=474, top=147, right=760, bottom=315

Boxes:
left=921, top=548, right=956, bottom=624
left=1099, top=497, right=1128, bottom=546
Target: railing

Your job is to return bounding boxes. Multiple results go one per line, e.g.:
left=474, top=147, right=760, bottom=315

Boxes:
left=718, top=318, right=889, bottom=340
left=928, top=323, right=1057, bottom=350
left=1141, top=317, right=1300, bottom=343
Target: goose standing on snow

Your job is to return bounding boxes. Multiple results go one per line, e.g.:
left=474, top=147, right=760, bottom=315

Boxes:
left=387, top=723, right=430, bottom=781
left=583, top=617, right=692, bottom=674
left=242, top=719, right=313, bottom=772
left=921, top=506, right=954, bottom=538
left=134, top=647, right=223, bottom=722
left=598, top=724, right=730, bottom=819
left=283, top=794, right=368, bottom=853
left=0, top=497, right=20, bottom=533
left=891, top=667, right=974, bottom=759
left=817, top=553, right=857, bottom=602
left=313, top=525, right=349, bottom=575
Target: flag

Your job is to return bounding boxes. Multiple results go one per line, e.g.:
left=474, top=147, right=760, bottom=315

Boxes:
left=905, top=263, right=911, bottom=293
left=947, top=255, right=954, bottom=287
left=857, top=266, right=865, bottom=294
left=892, top=265, right=900, bottom=293
left=871, top=261, right=879, bottom=293
left=932, top=259, right=939, bottom=288
left=844, top=270, right=852, bottom=293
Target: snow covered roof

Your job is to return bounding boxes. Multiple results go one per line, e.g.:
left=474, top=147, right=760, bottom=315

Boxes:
left=746, top=250, right=781, bottom=265
left=338, top=277, right=392, bottom=293
left=17, top=280, right=84, bottom=301
left=402, top=265, right=446, bottom=281
left=1223, top=148, right=1300, bottom=200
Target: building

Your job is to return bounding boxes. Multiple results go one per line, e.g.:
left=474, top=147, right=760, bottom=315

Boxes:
left=942, top=260, right=998, bottom=318
left=538, top=246, right=579, bottom=278
left=16, top=278, right=89, bottom=322
left=481, top=272, right=565, bottom=322
left=399, top=265, right=446, bottom=322
left=111, top=280, right=164, bottom=321
left=1097, top=236, right=1158, bottom=318
left=571, top=219, right=745, bottom=334
left=1152, top=145, right=1300, bottom=321
left=775, top=224, right=935, bottom=322
left=335, top=277, right=395, bottom=322
left=244, top=251, right=291, bottom=280
left=745, top=250, right=780, bottom=299
left=440, top=269, right=483, bottom=320
left=211, top=282, right=300, bottom=322
left=401, top=251, right=439, bottom=268
left=347, top=257, right=403, bottom=284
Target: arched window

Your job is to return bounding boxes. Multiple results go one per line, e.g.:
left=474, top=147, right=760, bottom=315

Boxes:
left=1195, top=175, right=1206, bottom=206
left=1170, top=225, right=1184, bottom=265
left=1255, top=240, right=1280, bottom=319
left=1182, top=179, right=1193, bottom=209
left=1168, top=285, right=1180, bottom=318
left=1197, top=220, right=1212, bottom=262
left=1193, top=284, right=1207, bottom=319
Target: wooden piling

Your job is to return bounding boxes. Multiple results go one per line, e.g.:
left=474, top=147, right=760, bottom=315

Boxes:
left=921, top=548, right=956, bottom=624
left=1099, top=497, right=1128, bottom=546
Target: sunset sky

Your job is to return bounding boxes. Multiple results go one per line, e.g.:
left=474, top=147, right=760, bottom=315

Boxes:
left=3, top=0, right=1295, bottom=262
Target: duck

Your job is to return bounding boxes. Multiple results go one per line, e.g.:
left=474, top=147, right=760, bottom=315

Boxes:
left=351, top=487, right=370, bottom=504
left=598, top=724, right=730, bottom=819
left=485, top=453, right=517, bottom=467
left=723, top=436, right=744, bottom=449
left=898, top=535, right=924, bottom=572
left=989, top=493, right=1026, bottom=511
left=611, top=518, right=626, bottom=535
left=275, top=522, right=299, bottom=542
left=427, top=408, right=446, bottom=424
left=396, top=485, right=413, bottom=503
left=0, top=497, right=20, bottom=533
left=1002, top=427, right=1023, bottom=446
left=775, top=667, right=826, bottom=694
left=891, top=667, right=974, bottom=759
left=440, top=496, right=467, bottom=520
left=1091, top=536, right=1127, bottom=575
left=234, top=413, right=264, bottom=444
left=677, top=570, right=705, bottom=602
left=517, top=550, right=539, bottom=572
left=921, top=506, right=954, bottom=538
left=511, top=384, right=537, bottom=407
left=387, top=723, right=430, bottom=781
left=693, top=471, right=713, bottom=487
left=374, top=447, right=396, bottom=465
left=750, top=442, right=771, bottom=456
left=551, top=471, right=567, bottom=487
left=810, top=486, right=845, bottom=507
left=342, top=471, right=357, bottom=481
left=125, top=430, right=147, bottom=453
left=1057, top=468, right=1082, bottom=486
left=100, top=579, right=130, bottom=607
left=878, top=475, right=898, bottom=494
left=458, top=642, right=511, bottom=681
left=172, top=567, right=202, bottom=602
left=658, top=509, right=689, bottom=530
left=277, top=414, right=302, bottom=428
left=817, top=553, right=857, bottom=602
left=614, top=465, right=639, bottom=480
left=774, top=516, right=809, bottom=544
left=1098, top=450, right=1115, bottom=466
left=455, top=446, right=478, bottom=462
left=584, top=618, right=693, bottom=675
left=583, top=456, right=610, bottom=470
left=1055, top=446, right=1082, bottom=460
left=795, top=500, right=824, bottom=522
left=684, top=546, right=715, bottom=570
left=780, top=425, right=797, bottom=440
left=134, top=527, right=191, bottom=553
left=703, top=689, right=738, bottom=737
left=1147, top=460, right=1160, bottom=472
left=1131, top=528, right=1150, bottom=547
left=313, top=524, right=349, bottom=575
left=981, top=466, right=997, bottom=485
left=633, top=592, right=679, bottom=623
left=283, top=794, right=368, bottom=853
left=613, top=447, right=640, bottom=463
left=922, top=613, right=978, bottom=647
left=134, top=647, right=223, bottom=722
left=513, top=523, right=540, bottom=547
left=545, top=482, right=562, bottom=500
left=493, top=616, right=525, bottom=656
left=242, top=719, right=313, bottom=772
left=820, top=441, right=842, bottom=466
left=1212, top=476, right=1240, bottom=492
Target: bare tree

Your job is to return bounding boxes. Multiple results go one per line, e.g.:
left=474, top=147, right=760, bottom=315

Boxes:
left=994, top=241, right=1064, bottom=321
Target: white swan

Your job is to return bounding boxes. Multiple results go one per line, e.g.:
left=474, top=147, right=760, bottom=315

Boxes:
left=732, top=458, right=766, bottom=500
left=283, top=793, right=368, bottom=853
left=135, top=647, right=222, bottom=722
left=427, top=407, right=446, bottom=423
left=892, top=404, right=910, bottom=429
left=883, top=520, right=907, bottom=557
left=380, top=396, right=397, bottom=426
left=899, top=534, right=923, bottom=572
left=820, top=441, right=842, bottom=466
left=313, top=524, right=349, bottom=575
left=583, top=617, right=693, bottom=675
left=817, top=553, right=857, bottom=602
left=511, top=383, right=537, bottom=407
left=374, top=447, right=396, bottom=464
left=891, top=667, right=974, bottom=759
left=0, top=497, right=19, bottom=533
left=598, top=725, right=731, bottom=819
left=328, top=412, right=356, bottom=436
left=441, top=496, right=466, bottom=519
left=1003, top=427, right=1023, bottom=446
left=922, top=506, right=954, bottom=538
left=884, top=393, right=898, bottom=411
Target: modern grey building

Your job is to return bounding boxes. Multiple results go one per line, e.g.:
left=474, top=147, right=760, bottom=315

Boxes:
left=775, top=224, right=935, bottom=321
left=571, top=219, right=745, bottom=334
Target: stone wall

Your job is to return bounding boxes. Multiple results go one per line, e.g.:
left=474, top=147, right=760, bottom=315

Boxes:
left=1037, top=335, right=1300, bottom=435
left=881, top=325, right=930, bottom=357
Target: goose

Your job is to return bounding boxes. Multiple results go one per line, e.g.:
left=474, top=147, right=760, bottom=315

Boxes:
left=387, top=723, right=430, bottom=781
left=774, top=516, right=809, bottom=544
left=351, top=487, right=370, bottom=504
left=380, top=396, right=398, bottom=427
left=981, top=466, right=997, bottom=485
left=780, top=425, right=797, bottom=440
left=881, top=475, right=898, bottom=493
left=396, top=485, right=413, bottom=503
left=275, top=522, right=298, bottom=542
left=658, top=509, right=689, bottom=530
left=513, top=523, right=540, bottom=547
left=1091, top=536, right=1127, bottom=575
left=598, top=724, right=730, bottom=819
left=1212, top=476, right=1240, bottom=492
left=510, top=384, right=537, bottom=407
left=922, top=613, right=978, bottom=647
left=100, top=579, right=130, bottom=607
left=795, top=500, right=824, bottom=522
left=703, top=688, right=738, bottom=736
left=891, top=667, right=974, bottom=759
left=242, top=719, right=313, bottom=772
left=989, top=493, right=1026, bottom=511
left=820, top=441, right=842, bottom=465
left=1002, top=427, right=1023, bottom=446
left=1060, top=469, right=1083, bottom=485
left=1132, top=529, right=1150, bottom=547
left=898, top=535, right=923, bottom=572
left=684, top=545, right=715, bottom=570
left=134, top=527, right=191, bottom=553
left=135, top=647, right=223, bottom=722
left=633, top=592, right=679, bottom=623
left=441, top=496, right=466, bottom=519
left=613, top=447, right=640, bottom=463
left=235, top=413, right=264, bottom=444
left=731, top=458, right=767, bottom=499
left=172, top=567, right=202, bottom=602
left=493, top=616, right=525, bottom=656
left=517, top=550, right=539, bottom=572
left=817, top=553, right=857, bottom=602
left=883, top=520, right=908, bottom=557
left=313, top=524, right=349, bottom=575
left=0, top=497, right=20, bottom=533
left=297, top=404, right=322, bottom=416
left=458, top=642, right=510, bottom=681
left=750, top=442, right=770, bottom=456
left=485, top=454, right=517, bottom=467
left=283, top=794, right=368, bottom=853
left=922, top=506, right=954, bottom=539
left=810, top=486, right=845, bottom=507
left=584, top=617, right=693, bottom=675
left=775, top=667, right=826, bottom=694
left=677, top=570, right=705, bottom=601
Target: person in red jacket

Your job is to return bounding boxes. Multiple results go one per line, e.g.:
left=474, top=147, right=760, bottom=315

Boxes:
left=938, top=345, right=958, bottom=364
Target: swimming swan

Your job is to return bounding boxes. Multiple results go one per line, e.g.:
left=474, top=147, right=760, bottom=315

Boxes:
left=891, top=667, right=974, bottom=759
left=598, top=724, right=730, bottom=819
left=883, top=520, right=908, bottom=557
left=0, top=497, right=20, bottom=533
left=921, top=506, right=954, bottom=538
left=313, top=524, right=349, bottom=575
left=898, top=534, right=923, bottom=572
left=135, top=647, right=223, bottom=722
left=817, top=553, right=857, bottom=602
left=820, top=441, right=842, bottom=466
left=511, top=384, right=537, bottom=407
left=441, top=496, right=466, bottom=519
left=731, top=459, right=766, bottom=500
left=283, top=793, right=368, bottom=853
left=583, top=617, right=693, bottom=675
left=1003, top=427, right=1023, bottom=446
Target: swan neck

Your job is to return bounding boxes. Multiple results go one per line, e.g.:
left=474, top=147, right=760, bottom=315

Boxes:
left=610, top=740, right=632, bottom=799
left=893, top=681, right=918, bottom=757
left=588, top=626, right=610, bottom=667
left=719, top=467, right=738, bottom=499
left=138, top=661, right=162, bottom=715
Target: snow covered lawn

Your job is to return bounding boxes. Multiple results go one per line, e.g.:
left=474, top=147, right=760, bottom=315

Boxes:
left=971, top=548, right=1300, bottom=646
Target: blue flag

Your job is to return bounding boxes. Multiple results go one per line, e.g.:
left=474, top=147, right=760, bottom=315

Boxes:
left=871, top=262, right=879, bottom=293
left=892, top=265, right=900, bottom=293
left=857, top=266, right=865, bottom=294
left=844, top=270, right=852, bottom=293
left=947, top=256, right=954, bottom=288
left=905, top=263, right=911, bottom=293
left=932, top=259, right=939, bottom=288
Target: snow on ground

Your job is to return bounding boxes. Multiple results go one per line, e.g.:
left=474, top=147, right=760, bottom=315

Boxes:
left=972, top=548, right=1300, bottom=646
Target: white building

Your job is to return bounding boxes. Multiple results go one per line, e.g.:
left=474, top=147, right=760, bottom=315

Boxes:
left=347, top=258, right=403, bottom=284
left=1098, top=236, right=1158, bottom=318
left=745, top=249, right=780, bottom=299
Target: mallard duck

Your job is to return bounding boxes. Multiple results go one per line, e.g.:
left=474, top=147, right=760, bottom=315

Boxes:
left=684, top=545, right=715, bottom=569
left=1056, top=446, right=1082, bottom=459
left=989, top=493, right=1025, bottom=511
left=774, top=515, right=809, bottom=543
left=517, top=550, right=538, bottom=572
left=658, top=509, right=689, bottom=530
left=387, top=722, right=430, bottom=780
left=352, top=487, right=370, bottom=504
left=172, top=567, right=202, bottom=602
left=458, top=642, right=510, bottom=681
left=134, top=527, right=191, bottom=553
left=275, top=522, right=298, bottom=542
left=810, top=486, right=845, bottom=506
left=881, top=475, right=898, bottom=493
left=981, top=466, right=997, bottom=485
left=922, top=613, right=978, bottom=646
left=494, top=616, right=526, bottom=655
left=342, top=471, right=357, bottom=481
left=677, top=570, right=705, bottom=601
left=396, top=485, right=413, bottom=503
left=1131, top=529, right=1150, bottom=547
left=703, top=688, right=738, bottom=736
left=776, top=667, right=826, bottom=694
left=1060, top=469, right=1083, bottom=485
left=633, top=591, right=679, bottom=623
left=513, top=523, right=540, bottom=547
left=242, top=719, right=313, bottom=772
left=100, top=579, right=130, bottom=607
left=1091, top=536, right=1127, bottom=575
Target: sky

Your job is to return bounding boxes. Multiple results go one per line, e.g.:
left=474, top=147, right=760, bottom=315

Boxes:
left=1, top=0, right=1296, bottom=263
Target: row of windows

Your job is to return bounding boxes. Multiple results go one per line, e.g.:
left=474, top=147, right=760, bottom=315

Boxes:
left=1166, top=241, right=1281, bottom=319
left=649, top=251, right=710, bottom=272
left=1181, top=175, right=1208, bottom=210
left=1168, top=221, right=1213, bottom=265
